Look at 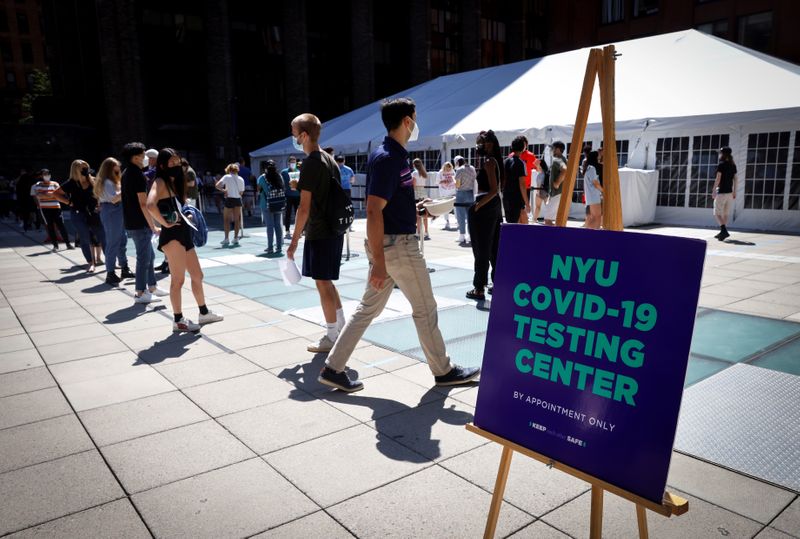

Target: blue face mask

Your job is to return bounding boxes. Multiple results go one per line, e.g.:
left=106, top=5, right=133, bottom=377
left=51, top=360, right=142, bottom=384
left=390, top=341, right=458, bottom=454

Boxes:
left=292, top=135, right=304, bottom=152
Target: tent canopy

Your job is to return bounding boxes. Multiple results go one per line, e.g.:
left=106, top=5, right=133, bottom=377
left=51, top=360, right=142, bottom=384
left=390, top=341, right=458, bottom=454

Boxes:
left=250, top=29, right=800, bottom=159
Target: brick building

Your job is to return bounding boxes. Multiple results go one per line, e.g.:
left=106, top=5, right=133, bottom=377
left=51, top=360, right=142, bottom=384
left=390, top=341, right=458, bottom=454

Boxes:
left=0, top=0, right=797, bottom=177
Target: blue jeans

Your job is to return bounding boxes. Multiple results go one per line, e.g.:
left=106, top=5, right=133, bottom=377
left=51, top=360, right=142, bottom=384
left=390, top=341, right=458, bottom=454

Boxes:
left=455, top=190, right=474, bottom=235
left=100, top=203, right=128, bottom=274
left=128, top=228, right=156, bottom=291
left=71, top=210, right=105, bottom=263
left=263, top=209, right=283, bottom=250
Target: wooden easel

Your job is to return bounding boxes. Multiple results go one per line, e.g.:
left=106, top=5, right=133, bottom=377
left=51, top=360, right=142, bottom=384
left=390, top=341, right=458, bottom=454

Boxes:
left=556, top=45, right=623, bottom=231
left=467, top=424, right=688, bottom=538
left=472, top=45, right=689, bottom=538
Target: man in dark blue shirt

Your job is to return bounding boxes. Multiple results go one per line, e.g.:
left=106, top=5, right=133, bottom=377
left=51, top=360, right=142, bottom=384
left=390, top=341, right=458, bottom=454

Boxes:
left=318, top=97, right=481, bottom=392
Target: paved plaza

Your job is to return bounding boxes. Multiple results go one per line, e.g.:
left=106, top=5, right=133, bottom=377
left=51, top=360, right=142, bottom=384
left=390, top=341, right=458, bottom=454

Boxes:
left=0, top=216, right=798, bottom=538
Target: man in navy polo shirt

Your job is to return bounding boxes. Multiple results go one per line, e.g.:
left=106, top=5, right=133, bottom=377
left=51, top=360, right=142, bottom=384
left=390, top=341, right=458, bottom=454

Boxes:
left=318, top=97, right=481, bottom=392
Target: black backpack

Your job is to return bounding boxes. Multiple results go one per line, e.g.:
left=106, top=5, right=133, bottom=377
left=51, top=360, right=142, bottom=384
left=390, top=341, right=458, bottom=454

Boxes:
left=326, top=173, right=354, bottom=235
left=540, top=159, right=550, bottom=193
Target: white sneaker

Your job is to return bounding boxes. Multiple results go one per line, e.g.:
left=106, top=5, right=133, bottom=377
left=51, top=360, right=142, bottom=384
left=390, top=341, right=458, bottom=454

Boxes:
left=307, top=335, right=335, bottom=353
left=134, top=291, right=162, bottom=304
left=232, top=239, right=239, bottom=246
left=173, top=317, right=200, bottom=332
left=221, top=239, right=229, bottom=246
left=199, top=311, right=224, bottom=325
left=150, top=286, right=169, bottom=297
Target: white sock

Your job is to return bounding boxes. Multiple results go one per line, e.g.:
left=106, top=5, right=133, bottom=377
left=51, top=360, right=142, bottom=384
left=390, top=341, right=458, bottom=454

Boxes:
left=458, top=234, right=465, bottom=242
left=336, top=308, right=345, bottom=332
left=326, top=322, right=338, bottom=341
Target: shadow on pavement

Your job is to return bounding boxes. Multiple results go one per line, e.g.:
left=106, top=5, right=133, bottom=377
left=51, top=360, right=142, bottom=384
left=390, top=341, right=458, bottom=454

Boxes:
left=135, top=332, right=203, bottom=365
left=723, top=239, right=757, bottom=246
left=104, top=303, right=166, bottom=325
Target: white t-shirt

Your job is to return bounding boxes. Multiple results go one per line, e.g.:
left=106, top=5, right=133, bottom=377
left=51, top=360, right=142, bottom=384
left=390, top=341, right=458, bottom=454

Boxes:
left=219, top=174, right=245, bottom=198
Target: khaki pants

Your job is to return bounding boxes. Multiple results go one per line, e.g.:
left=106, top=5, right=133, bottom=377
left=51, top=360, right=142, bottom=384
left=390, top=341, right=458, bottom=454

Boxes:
left=326, top=234, right=453, bottom=377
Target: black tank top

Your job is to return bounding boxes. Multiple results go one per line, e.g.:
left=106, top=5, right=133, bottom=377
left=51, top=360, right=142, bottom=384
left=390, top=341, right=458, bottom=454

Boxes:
left=476, top=157, right=499, bottom=193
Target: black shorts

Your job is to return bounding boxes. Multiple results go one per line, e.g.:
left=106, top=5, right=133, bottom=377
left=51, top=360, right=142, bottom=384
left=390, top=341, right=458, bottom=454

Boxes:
left=302, top=235, right=344, bottom=281
left=158, top=223, right=194, bottom=252
left=224, top=198, right=243, bottom=208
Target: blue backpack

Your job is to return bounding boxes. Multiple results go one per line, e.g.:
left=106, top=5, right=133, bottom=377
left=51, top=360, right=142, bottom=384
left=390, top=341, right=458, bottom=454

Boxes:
left=181, top=203, right=208, bottom=247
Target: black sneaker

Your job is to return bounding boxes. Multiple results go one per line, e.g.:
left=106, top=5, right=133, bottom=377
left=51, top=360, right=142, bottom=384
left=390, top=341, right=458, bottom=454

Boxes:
left=120, top=267, right=135, bottom=279
left=718, top=230, right=730, bottom=241
left=105, top=272, right=121, bottom=285
left=435, top=365, right=481, bottom=387
left=318, top=366, right=364, bottom=393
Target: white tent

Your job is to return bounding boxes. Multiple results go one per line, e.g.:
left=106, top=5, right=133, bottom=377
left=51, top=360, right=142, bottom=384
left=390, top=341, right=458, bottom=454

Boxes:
left=251, top=30, right=800, bottom=231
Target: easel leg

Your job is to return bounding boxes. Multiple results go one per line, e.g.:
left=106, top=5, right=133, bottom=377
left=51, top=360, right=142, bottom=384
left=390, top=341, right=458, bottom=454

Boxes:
left=590, top=485, right=604, bottom=539
left=636, top=504, right=649, bottom=539
left=484, top=446, right=514, bottom=539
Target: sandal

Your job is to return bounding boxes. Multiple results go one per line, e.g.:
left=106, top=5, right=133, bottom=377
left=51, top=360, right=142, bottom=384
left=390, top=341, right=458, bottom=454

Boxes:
left=466, top=288, right=485, bottom=301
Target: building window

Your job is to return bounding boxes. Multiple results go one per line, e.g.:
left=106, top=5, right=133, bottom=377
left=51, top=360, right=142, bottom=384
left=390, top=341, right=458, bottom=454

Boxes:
left=529, top=143, right=547, bottom=159
left=738, top=12, right=772, bottom=53
left=262, top=25, right=282, bottom=55
left=430, top=2, right=461, bottom=77
left=0, top=41, right=12, bottom=62
left=16, top=12, right=29, bottom=34
left=0, top=11, right=8, bottom=32
left=566, top=141, right=591, bottom=203
left=6, top=71, right=15, bottom=84
left=790, top=132, right=800, bottom=211
left=656, top=137, right=689, bottom=207
left=689, top=134, right=730, bottom=209
left=343, top=154, right=369, bottom=175
left=600, top=140, right=630, bottom=167
left=745, top=131, right=790, bottom=210
left=408, top=150, right=442, bottom=180
left=601, top=0, right=625, bottom=24
left=696, top=19, right=729, bottom=39
left=633, top=0, right=658, bottom=17
left=480, top=17, right=506, bottom=66
left=21, top=42, right=32, bottom=64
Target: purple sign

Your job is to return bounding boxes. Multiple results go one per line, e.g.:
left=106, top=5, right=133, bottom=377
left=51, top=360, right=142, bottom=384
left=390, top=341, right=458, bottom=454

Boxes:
left=474, top=225, right=706, bottom=504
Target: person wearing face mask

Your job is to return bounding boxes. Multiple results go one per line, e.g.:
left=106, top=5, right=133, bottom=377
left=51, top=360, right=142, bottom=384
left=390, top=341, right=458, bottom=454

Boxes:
left=281, top=156, right=301, bottom=239
left=544, top=141, right=568, bottom=226
left=317, top=97, right=480, bottom=392
left=96, top=157, right=134, bottom=284
left=121, top=142, right=169, bottom=303
left=257, top=160, right=286, bottom=254
left=32, top=168, right=74, bottom=252
left=53, top=160, right=105, bottom=271
left=286, top=113, right=346, bottom=354
left=147, top=148, right=223, bottom=332
left=466, top=130, right=503, bottom=301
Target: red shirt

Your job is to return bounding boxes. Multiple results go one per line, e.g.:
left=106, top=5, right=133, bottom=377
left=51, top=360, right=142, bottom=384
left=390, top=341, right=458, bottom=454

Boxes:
left=509, top=150, right=539, bottom=189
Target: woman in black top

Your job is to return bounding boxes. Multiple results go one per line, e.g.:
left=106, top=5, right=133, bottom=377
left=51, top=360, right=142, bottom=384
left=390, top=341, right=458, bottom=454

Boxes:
left=54, top=160, right=106, bottom=272
left=466, top=130, right=503, bottom=301
left=146, top=148, right=222, bottom=332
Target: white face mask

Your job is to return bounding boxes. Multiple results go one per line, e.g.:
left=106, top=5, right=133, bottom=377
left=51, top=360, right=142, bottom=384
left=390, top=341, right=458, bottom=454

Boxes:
left=292, top=135, right=304, bottom=152
left=408, top=119, right=419, bottom=142
left=43, top=175, right=51, bottom=182
left=289, top=162, right=296, bottom=171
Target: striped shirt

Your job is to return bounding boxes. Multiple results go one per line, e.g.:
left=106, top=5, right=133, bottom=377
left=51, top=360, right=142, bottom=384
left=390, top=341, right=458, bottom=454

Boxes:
left=32, top=181, right=61, bottom=209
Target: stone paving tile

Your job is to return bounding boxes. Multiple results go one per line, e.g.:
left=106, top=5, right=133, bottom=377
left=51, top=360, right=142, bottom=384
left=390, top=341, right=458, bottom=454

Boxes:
left=0, top=325, right=25, bottom=338
left=0, top=414, right=94, bottom=474
left=219, top=396, right=360, bottom=455
left=153, top=351, right=261, bottom=388
left=251, top=510, right=354, bottom=539
left=754, top=527, right=798, bottom=539
left=0, top=333, right=34, bottom=353
left=7, top=290, right=70, bottom=307
left=101, top=420, right=254, bottom=494
left=184, top=371, right=295, bottom=417
left=60, top=367, right=175, bottom=412
left=265, top=424, right=432, bottom=507
left=369, top=396, right=481, bottom=462
left=48, top=350, right=140, bottom=385
left=16, top=309, right=95, bottom=333
left=440, top=442, right=590, bottom=518
left=0, top=450, right=124, bottom=536
left=5, top=499, right=150, bottom=539
left=190, top=312, right=265, bottom=336
left=321, top=371, right=446, bottom=423
left=724, top=299, right=799, bottom=319
left=541, top=487, right=763, bottom=539
left=327, top=465, right=534, bottom=538
left=508, top=520, right=573, bottom=538
left=38, top=334, right=129, bottom=365
left=132, top=457, right=318, bottom=538
left=79, top=390, right=210, bottom=447
left=236, top=337, right=317, bottom=370
left=666, top=452, right=796, bottom=524
left=0, top=386, right=72, bottom=430
left=771, top=497, right=800, bottom=537
left=0, top=366, right=54, bottom=397
left=209, top=325, right=297, bottom=350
